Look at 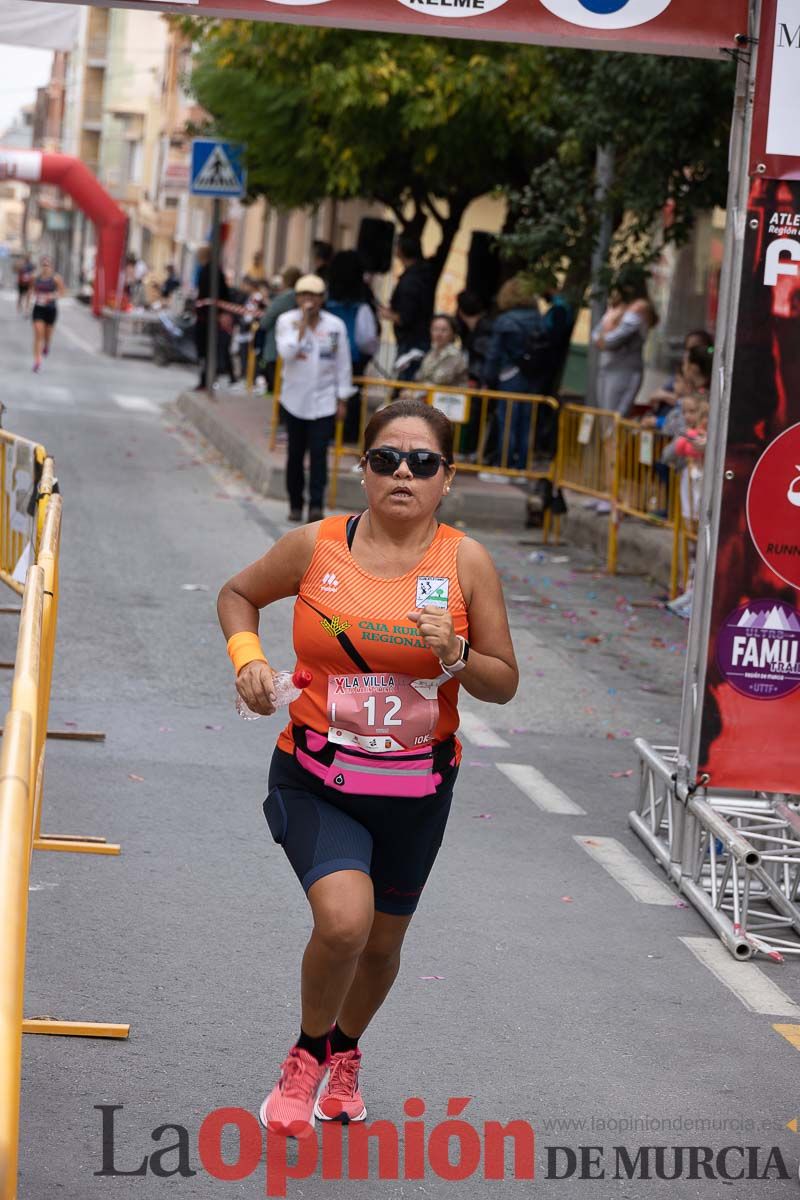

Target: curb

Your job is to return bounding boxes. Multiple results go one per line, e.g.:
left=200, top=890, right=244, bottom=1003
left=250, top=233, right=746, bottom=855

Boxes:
left=176, top=390, right=674, bottom=590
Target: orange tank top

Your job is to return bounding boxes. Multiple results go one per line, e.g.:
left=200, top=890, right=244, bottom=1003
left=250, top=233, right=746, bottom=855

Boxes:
left=278, top=515, right=469, bottom=761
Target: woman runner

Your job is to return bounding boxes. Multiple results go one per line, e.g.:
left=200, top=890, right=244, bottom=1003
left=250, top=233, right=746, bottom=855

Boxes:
left=218, top=397, right=518, bottom=1135
left=31, top=257, right=65, bottom=373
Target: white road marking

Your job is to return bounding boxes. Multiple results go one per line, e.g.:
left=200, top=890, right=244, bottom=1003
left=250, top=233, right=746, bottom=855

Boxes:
left=458, top=710, right=510, bottom=748
left=113, top=394, right=160, bottom=413
left=497, top=762, right=585, bottom=815
left=37, top=385, right=74, bottom=405
left=681, top=937, right=800, bottom=1017
left=58, top=322, right=99, bottom=357
left=574, top=835, right=676, bottom=905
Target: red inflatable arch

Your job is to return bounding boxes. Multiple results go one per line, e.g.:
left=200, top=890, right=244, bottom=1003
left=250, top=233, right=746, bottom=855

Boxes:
left=0, top=148, right=127, bottom=316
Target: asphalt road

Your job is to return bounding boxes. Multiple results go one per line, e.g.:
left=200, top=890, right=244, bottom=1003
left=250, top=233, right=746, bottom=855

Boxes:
left=4, top=293, right=800, bottom=1198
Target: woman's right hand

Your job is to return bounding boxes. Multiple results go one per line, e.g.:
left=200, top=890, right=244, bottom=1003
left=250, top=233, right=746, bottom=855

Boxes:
left=236, top=660, right=277, bottom=716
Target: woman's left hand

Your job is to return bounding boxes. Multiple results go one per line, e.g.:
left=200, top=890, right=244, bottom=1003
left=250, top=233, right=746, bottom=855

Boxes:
left=408, top=607, right=460, bottom=665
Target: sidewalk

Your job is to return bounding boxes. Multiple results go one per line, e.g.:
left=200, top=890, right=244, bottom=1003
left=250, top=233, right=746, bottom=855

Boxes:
left=176, top=386, right=675, bottom=589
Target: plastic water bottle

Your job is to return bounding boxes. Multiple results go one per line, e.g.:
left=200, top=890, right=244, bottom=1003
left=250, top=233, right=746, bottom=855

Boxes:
left=235, top=669, right=313, bottom=721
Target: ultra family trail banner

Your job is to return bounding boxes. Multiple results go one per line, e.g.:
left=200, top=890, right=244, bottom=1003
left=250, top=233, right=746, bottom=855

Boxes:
left=29, top=0, right=748, bottom=58
left=697, top=0, right=800, bottom=792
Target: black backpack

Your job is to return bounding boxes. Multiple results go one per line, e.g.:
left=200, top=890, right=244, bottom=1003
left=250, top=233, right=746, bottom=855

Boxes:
left=517, top=316, right=557, bottom=387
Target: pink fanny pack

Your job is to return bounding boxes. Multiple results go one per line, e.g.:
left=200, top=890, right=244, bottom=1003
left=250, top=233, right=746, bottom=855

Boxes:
left=296, top=728, right=454, bottom=798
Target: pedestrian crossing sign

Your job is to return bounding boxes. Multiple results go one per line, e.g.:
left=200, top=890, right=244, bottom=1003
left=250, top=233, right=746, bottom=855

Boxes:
left=190, top=139, right=247, bottom=198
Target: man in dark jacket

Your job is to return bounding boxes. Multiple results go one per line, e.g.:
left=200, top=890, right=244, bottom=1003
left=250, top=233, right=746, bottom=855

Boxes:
left=195, top=245, right=235, bottom=391
left=380, top=234, right=436, bottom=379
left=456, top=290, right=494, bottom=456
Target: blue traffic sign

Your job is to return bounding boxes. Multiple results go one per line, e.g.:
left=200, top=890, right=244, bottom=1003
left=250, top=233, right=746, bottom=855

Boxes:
left=190, top=139, right=247, bottom=198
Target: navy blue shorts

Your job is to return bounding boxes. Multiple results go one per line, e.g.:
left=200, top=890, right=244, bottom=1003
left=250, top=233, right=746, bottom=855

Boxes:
left=265, top=748, right=458, bottom=916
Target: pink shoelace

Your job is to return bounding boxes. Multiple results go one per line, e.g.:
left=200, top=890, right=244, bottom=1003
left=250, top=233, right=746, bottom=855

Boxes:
left=327, top=1052, right=359, bottom=1098
left=280, top=1050, right=322, bottom=1100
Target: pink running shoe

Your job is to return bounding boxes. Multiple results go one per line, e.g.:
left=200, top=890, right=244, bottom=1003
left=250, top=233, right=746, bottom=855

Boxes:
left=32, top=360, right=41, bottom=373
left=259, top=1046, right=329, bottom=1137
left=314, top=1049, right=367, bottom=1123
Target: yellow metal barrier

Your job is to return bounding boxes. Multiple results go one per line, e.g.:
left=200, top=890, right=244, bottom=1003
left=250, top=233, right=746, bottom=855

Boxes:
left=614, top=418, right=682, bottom=597
left=555, top=404, right=696, bottom=596
left=31, top=495, right=118, bottom=855
left=0, top=707, right=33, bottom=1200
left=0, top=434, right=47, bottom=597
left=0, top=445, right=129, bottom=1200
left=245, top=319, right=260, bottom=394
left=261, top=368, right=695, bottom=597
left=556, top=402, right=618, bottom=501
left=329, top=377, right=559, bottom=515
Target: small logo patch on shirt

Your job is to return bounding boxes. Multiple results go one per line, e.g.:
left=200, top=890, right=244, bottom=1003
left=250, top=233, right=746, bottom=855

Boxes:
left=321, top=571, right=339, bottom=593
left=321, top=615, right=351, bottom=638
left=416, top=576, right=450, bottom=610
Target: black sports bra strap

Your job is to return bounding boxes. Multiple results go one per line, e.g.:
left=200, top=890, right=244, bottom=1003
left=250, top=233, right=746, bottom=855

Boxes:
left=346, top=512, right=363, bottom=550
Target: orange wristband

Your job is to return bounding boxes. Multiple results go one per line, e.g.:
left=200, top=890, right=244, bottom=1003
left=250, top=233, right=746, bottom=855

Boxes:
left=227, top=631, right=269, bottom=676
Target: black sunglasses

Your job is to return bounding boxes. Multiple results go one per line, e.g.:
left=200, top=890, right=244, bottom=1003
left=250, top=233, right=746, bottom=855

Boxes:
left=364, top=447, right=449, bottom=479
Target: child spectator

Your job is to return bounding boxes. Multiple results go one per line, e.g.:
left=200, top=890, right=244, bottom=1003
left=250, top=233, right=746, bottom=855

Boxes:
left=646, top=329, right=713, bottom=417
left=663, top=397, right=709, bottom=619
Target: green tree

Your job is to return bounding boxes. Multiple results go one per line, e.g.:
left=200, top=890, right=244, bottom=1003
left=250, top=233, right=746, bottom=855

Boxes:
left=500, top=49, right=735, bottom=302
left=182, top=21, right=554, bottom=278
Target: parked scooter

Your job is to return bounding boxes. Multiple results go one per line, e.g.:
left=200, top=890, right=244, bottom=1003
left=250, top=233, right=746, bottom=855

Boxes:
left=150, top=306, right=198, bottom=367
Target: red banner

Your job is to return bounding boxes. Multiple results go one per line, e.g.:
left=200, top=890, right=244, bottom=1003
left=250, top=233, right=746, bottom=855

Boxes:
left=37, top=0, right=747, bottom=58
left=699, top=176, right=800, bottom=792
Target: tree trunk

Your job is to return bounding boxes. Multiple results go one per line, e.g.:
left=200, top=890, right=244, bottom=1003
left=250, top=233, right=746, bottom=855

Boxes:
left=587, top=143, right=615, bottom=406
left=427, top=193, right=470, bottom=291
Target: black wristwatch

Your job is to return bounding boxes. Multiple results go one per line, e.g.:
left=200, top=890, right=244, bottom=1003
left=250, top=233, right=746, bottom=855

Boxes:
left=440, top=636, right=470, bottom=677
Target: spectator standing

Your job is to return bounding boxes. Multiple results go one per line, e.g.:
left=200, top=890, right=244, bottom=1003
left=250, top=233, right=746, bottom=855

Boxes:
left=244, top=249, right=269, bottom=292
left=415, top=314, right=469, bottom=389
left=456, top=290, right=494, bottom=387
left=194, top=245, right=237, bottom=392
left=326, top=250, right=379, bottom=443
left=260, top=266, right=302, bottom=393
left=17, top=253, right=34, bottom=314
left=592, top=282, right=657, bottom=417
left=662, top=397, right=709, bottom=619
left=275, top=274, right=353, bottom=522
left=380, top=234, right=436, bottom=380
left=161, top=263, right=181, bottom=301
left=456, top=290, right=495, bottom=457
left=482, top=275, right=547, bottom=470
left=312, top=239, right=333, bottom=282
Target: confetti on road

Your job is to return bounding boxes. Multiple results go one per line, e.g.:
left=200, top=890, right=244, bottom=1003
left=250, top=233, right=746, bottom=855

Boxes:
left=420, top=976, right=445, bottom=981
left=128, top=774, right=145, bottom=783
left=205, top=724, right=223, bottom=731
left=610, top=769, right=634, bottom=779
left=561, top=896, right=574, bottom=903
left=181, top=584, right=209, bottom=591
left=473, top=813, right=494, bottom=820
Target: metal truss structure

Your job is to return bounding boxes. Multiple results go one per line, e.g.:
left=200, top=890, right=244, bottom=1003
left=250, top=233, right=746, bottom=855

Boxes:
left=630, top=741, right=800, bottom=962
